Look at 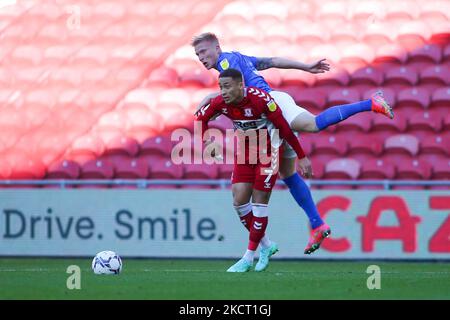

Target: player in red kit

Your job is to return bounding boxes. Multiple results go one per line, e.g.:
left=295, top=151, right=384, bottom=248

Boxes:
left=197, top=68, right=308, bottom=272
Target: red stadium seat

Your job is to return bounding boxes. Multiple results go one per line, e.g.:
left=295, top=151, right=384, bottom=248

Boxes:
left=118, top=102, right=149, bottom=114
left=113, top=158, right=149, bottom=179
left=420, top=134, right=449, bottom=157
left=312, top=135, right=348, bottom=158
left=373, top=43, right=408, bottom=70
left=0, top=127, right=22, bottom=151
left=324, top=158, right=361, bottom=179
left=9, top=45, right=43, bottom=66
left=443, top=43, right=450, bottom=64
left=395, top=87, right=430, bottom=112
left=407, top=44, right=442, bottom=71
left=329, top=25, right=359, bottom=50
left=396, top=159, right=432, bottom=180
left=43, top=45, right=75, bottom=66
left=259, top=68, right=282, bottom=88
left=140, top=135, right=174, bottom=158
left=362, top=23, right=395, bottom=48
left=311, top=159, right=325, bottom=180
left=25, top=90, right=56, bottom=110
left=408, top=110, right=443, bottom=137
left=371, top=112, right=407, bottom=139
left=279, top=69, right=316, bottom=88
left=158, top=103, right=193, bottom=132
left=314, top=66, right=350, bottom=88
left=97, top=111, right=127, bottom=133
left=360, top=159, right=396, bottom=180
left=326, top=88, right=360, bottom=108
left=183, top=163, right=219, bottom=180
left=352, top=1, right=386, bottom=25
left=49, top=67, right=83, bottom=87
left=396, top=21, right=431, bottom=51
left=339, top=44, right=375, bottom=73
left=348, top=134, right=383, bottom=162
left=179, top=67, right=216, bottom=88
left=350, top=66, right=384, bottom=87
left=429, top=20, right=450, bottom=46
left=384, top=66, right=419, bottom=92
left=144, top=65, right=177, bottom=87
left=295, top=23, right=329, bottom=48
left=384, top=134, right=419, bottom=160
left=443, top=112, right=450, bottom=132
left=430, top=87, right=450, bottom=111
left=103, top=135, right=140, bottom=159
left=419, top=1, right=450, bottom=24
left=148, top=156, right=183, bottom=179
left=385, top=1, right=418, bottom=23
left=67, top=135, right=105, bottom=161
left=419, top=65, right=450, bottom=92
left=290, top=88, right=327, bottom=112
left=158, top=88, right=192, bottom=111
left=82, top=67, right=110, bottom=87
left=334, top=112, right=373, bottom=134
left=0, top=156, right=12, bottom=179
left=430, top=158, right=450, bottom=180
left=46, top=160, right=81, bottom=179
left=125, top=109, right=163, bottom=142
left=7, top=152, right=46, bottom=180
left=113, top=66, right=147, bottom=89
left=309, top=44, right=341, bottom=66
left=72, top=46, right=108, bottom=67
left=80, top=159, right=115, bottom=181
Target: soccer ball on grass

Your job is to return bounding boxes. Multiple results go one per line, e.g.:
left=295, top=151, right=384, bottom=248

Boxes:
left=92, top=250, right=122, bottom=275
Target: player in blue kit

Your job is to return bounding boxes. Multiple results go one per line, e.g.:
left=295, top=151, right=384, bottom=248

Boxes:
left=191, top=32, right=393, bottom=266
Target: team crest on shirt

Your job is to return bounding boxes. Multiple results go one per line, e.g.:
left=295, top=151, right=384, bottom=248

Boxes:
left=244, top=108, right=253, bottom=117
left=220, top=59, right=229, bottom=70
left=267, top=100, right=277, bottom=112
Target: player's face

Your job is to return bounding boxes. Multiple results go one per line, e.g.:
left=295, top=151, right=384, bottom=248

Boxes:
left=194, top=41, right=220, bottom=70
left=219, top=77, right=244, bottom=104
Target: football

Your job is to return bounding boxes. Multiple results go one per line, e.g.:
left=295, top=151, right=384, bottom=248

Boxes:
left=92, top=250, right=123, bottom=275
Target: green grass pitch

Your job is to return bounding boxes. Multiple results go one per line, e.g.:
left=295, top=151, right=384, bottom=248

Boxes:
left=0, top=258, right=449, bottom=299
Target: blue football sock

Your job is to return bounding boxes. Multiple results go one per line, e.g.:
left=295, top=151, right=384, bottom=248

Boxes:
left=283, top=173, right=323, bottom=229
left=315, top=99, right=372, bottom=131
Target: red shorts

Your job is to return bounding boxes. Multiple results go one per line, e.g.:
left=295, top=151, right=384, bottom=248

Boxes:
left=231, top=162, right=279, bottom=192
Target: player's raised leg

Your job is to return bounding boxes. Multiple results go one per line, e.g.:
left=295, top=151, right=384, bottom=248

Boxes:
left=292, top=91, right=394, bottom=133
left=278, top=153, right=331, bottom=254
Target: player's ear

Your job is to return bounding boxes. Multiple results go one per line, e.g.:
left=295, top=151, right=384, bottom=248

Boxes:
left=238, top=79, right=244, bottom=90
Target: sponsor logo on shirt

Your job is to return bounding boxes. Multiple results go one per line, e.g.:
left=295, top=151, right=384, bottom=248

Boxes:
left=220, top=59, right=229, bottom=70
left=267, top=100, right=277, bottom=112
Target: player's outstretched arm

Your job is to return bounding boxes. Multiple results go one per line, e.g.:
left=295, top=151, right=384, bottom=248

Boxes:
left=264, top=99, right=314, bottom=178
left=255, top=57, right=330, bottom=74
left=194, top=92, right=220, bottom=116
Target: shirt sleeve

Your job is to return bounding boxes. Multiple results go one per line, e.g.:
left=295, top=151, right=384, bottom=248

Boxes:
left=263, top=98, right=306, bottom=159
left=196, top=101, right=221, bottom=141
left=244, top=54, right=259, bottom=68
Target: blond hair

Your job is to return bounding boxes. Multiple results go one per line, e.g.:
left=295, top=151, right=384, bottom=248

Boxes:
left=190, top=32, right=220, bottom=47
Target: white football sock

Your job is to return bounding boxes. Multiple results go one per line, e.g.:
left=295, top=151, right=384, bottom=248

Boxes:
left=243, top=250, right=255, bottom=263
left=260, top=236, right=272, bottom=249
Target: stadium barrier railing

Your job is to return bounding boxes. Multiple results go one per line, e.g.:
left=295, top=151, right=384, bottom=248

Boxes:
left=0, top=179, right=448, bottom=189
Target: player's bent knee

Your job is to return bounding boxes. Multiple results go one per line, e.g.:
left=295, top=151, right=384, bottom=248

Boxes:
left=291, top=113, right=319, bottom=133
left=279, top=157, right=296, bottom=179
left=252, top=189, right=271, bottom=204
